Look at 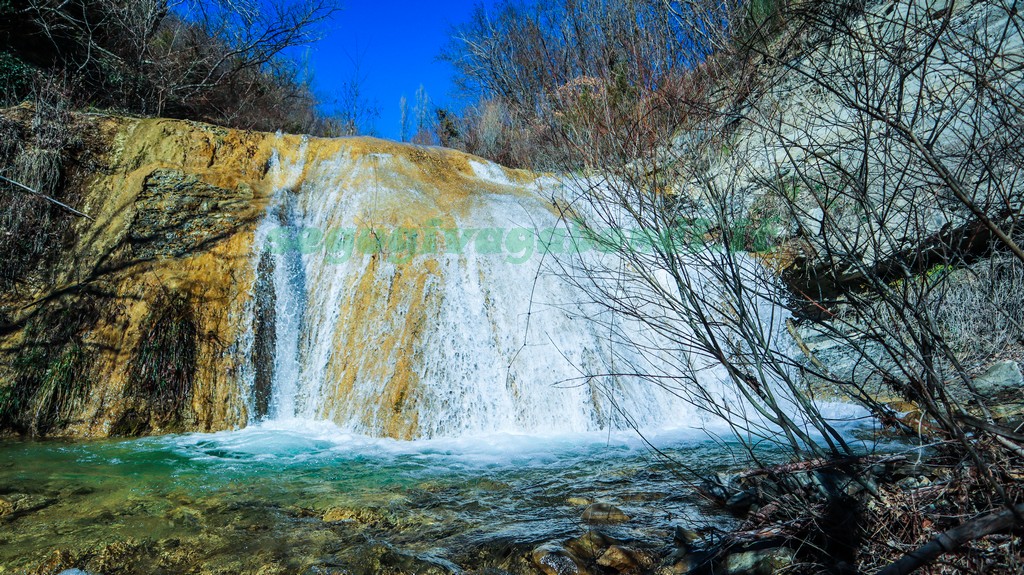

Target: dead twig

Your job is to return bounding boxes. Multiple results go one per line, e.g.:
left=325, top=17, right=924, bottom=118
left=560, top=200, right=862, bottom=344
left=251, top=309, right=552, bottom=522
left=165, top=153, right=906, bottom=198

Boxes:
left=876, top=503, right=1024, bottom=575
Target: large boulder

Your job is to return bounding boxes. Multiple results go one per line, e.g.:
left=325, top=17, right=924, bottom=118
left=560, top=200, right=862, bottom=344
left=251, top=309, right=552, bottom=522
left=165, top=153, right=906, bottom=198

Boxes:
left=973, top=361, right=1023, bottom=398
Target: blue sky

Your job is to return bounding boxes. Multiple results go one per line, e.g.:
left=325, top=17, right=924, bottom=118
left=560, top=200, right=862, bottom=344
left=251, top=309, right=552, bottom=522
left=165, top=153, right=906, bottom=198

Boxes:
left=305, top=1, right=487, bottom=140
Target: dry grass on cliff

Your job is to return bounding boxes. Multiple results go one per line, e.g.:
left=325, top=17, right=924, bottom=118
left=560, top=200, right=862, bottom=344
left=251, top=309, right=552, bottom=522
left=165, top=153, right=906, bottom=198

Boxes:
left=124, top=291, right=199, bottom=431
left=0, top=301, right=98, bottom=435
left=0, top=75, right=84, bottom=293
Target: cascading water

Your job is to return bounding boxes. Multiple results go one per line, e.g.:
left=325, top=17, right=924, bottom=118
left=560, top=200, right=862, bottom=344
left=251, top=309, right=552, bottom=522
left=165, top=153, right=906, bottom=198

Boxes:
left=240, top=139, right=694, bottom=438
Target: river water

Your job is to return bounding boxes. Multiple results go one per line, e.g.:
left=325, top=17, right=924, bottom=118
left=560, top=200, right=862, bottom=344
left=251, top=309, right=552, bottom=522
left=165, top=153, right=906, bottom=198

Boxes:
left=0, top=422, right=763, bottom=573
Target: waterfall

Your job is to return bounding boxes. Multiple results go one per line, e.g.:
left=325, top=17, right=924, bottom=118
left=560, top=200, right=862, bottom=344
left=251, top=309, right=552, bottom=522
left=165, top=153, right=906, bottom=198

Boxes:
left=241, top=139, right=693, bottom=439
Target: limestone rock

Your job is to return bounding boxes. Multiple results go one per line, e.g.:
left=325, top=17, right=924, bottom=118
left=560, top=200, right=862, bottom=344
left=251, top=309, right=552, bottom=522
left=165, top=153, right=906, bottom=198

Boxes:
left=130, top=169, right=250, bottom=260
left=596, top=545, right=654, bottom=573
left=581, top=502, right=630, bottom=524
left=974, top=361, right=1023, bottom=398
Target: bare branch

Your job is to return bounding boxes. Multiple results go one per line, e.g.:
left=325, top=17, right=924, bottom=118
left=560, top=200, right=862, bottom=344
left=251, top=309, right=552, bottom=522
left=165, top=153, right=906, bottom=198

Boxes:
left=0, top=174, right=92, bottom=220
left=876, top=504, right=1024, bottom=575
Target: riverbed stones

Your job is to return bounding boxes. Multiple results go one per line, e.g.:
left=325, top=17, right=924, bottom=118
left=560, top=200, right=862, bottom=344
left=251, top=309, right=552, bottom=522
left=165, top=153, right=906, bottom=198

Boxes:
left=974, top=361, right=1023, bottom=398
left=724, top=547, right=796, bottom=575
left=564, top=530, right=624, bottom=561
left=531, top=543, right=590, bottom=575
left=596, top=545, right=655, bottom=572
left=580, top=502, right=630, bottom=524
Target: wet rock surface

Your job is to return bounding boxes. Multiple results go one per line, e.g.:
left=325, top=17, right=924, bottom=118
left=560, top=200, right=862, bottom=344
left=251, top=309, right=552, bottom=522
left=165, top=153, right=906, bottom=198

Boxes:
left=596, top=545, right=656, bottom=572
left=581, top=503, right=631, bottom=525
left=0, top=492, right=55, bottom=520
left=722, top=548, right=796, bottom=575
left=532, top=542, right=590, bottom=575
left=3, top=439, right=940, bottom=575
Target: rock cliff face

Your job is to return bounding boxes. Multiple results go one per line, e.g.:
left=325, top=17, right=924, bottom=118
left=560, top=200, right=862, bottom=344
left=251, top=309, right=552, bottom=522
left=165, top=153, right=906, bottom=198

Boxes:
left=0, top=113, right=537, bottom=437
left=1, top=112, right=680, bottom=440
left=3, top=113, right=540, bottom=437
left=0, top=114, right=288, bottom=436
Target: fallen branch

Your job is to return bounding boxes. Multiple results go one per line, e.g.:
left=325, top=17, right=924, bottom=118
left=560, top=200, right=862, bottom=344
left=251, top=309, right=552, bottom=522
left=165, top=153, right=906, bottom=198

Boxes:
left=956, top=413, right=1024, bottom=442
left=875, top=503, right=1024, bottom=575
left=0, top=174, right=93, bottom=220
left=735, top=454, right=906, bottom=479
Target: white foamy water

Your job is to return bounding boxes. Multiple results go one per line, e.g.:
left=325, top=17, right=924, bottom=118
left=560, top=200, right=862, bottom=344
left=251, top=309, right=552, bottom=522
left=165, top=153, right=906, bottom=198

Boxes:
left=232, top=145, right=707, bottom=438
left=233, top=142, right=866, bottom=441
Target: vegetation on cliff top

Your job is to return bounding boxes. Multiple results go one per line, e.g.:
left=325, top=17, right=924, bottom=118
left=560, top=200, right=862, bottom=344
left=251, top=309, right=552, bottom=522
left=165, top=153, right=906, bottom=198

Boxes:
left=0, top=0, right=342, bottom=134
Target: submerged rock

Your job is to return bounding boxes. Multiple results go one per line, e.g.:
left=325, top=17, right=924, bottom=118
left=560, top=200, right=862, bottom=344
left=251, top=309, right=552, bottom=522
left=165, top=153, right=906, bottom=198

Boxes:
left=580, top=502, right=630, bottom=524
left=321, top=505, right=429, bottom=531
left=0, top=493, right=55, bottom=520
left=334, top=542, right=458, bottom=575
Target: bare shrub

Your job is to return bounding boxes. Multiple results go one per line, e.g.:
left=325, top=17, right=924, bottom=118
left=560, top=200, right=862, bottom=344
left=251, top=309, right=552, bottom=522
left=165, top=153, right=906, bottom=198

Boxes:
left=0, top=300, right=98, bottom=436
left=930, top=258, right=1024, bottom=366
left=8, top=0, right=342, bottom=133
left=450, top=98, right=547, bottom=168
left=0, top=115, right=22, bottom=164
left=451, top=0, right=1024, bottom=570
left=442, top=0, right=742, bottom=168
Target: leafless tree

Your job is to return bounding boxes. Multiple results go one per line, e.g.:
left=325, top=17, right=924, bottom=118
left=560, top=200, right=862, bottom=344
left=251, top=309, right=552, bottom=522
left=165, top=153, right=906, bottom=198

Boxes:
left=328, top=52, right=378, bottom=136
left=442, top=0, right=744, bottom=167
left=17, top=0, right=340, bottom=130
left=399, top=95, right=410, bottom=142
left=732, top=2, right=1024, bottom=568
left=454, top=0, right=1024, bottom=570
left=411, top=84, right=432, bottom=145
left=151, top=0, right=339, bottom=127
